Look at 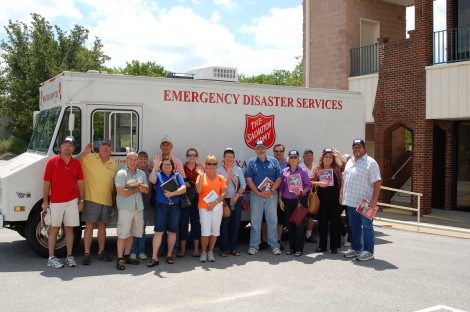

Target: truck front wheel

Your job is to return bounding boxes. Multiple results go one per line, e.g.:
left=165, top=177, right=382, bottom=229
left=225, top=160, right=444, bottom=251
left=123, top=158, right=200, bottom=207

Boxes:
left=24, top=209, right=82, bottom=258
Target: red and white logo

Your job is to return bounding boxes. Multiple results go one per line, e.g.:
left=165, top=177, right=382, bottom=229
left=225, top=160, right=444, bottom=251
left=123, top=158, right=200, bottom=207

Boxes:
left=244, top=113, right=276, bottom=149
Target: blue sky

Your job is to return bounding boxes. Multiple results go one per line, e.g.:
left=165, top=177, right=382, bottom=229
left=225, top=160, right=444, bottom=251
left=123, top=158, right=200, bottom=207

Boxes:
left=0, top=0, right=445, bottom=76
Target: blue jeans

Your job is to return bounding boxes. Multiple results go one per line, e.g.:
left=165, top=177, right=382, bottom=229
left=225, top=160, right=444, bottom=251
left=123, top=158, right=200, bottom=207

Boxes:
left=131, top=209, right=149, bottom=255
left=346, top=205, right=374, bottom=253
left=249, top=192, right=279, bottom=250
left=219, top=197, right=242, bottom=253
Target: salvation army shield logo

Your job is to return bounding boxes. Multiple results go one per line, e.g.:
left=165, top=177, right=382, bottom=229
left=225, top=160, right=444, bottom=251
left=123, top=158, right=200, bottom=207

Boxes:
left=244, top=113, right=276, bottom=149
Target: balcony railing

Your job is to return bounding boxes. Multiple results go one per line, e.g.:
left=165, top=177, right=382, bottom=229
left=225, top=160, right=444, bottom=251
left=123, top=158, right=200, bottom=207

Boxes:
left=434, top=26, right=470, bottom=64
left=350, top=43, right=378, bottom=77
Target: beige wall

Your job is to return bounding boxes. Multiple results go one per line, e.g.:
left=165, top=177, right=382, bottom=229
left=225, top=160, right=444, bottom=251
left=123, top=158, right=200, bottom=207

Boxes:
left=305, top=0, right=406, bottom=90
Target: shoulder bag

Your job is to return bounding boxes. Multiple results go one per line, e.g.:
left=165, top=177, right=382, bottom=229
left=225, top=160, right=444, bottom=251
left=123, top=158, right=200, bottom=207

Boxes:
left=308, top=186, right=320, bottom=214
left=289, top=197, right=308, bottom=227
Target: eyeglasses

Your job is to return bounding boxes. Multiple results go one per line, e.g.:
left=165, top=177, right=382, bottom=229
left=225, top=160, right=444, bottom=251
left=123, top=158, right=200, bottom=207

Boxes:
left=289, top=156, right=299, bottom=159
left=162, top=163, right=172, bottom=166
left=186, top=154, right=197, bottom=157
left=274, top=150, right=284, bottom=153
left=206, top=163, right=217, bottom=166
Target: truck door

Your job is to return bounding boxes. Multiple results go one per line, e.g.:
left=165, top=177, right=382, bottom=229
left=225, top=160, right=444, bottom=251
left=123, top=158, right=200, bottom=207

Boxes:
left=88, top=106, right=143, bottom=159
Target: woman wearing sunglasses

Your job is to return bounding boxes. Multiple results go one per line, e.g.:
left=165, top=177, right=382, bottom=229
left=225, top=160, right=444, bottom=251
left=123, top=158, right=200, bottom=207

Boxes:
left=312, top=148, right=343, bottom=254
left=196, top=155, right=227, bottom=263
left=178, top=148, right=204, bottom=257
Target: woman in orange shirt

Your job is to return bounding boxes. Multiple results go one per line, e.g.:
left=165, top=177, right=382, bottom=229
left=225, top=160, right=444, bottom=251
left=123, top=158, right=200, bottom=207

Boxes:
left=196, top=155, right=227, bottom=263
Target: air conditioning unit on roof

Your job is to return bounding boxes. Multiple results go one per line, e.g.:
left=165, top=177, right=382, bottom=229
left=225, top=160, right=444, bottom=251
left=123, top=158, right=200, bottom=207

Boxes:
left=186, top=66, right=238, bottom=82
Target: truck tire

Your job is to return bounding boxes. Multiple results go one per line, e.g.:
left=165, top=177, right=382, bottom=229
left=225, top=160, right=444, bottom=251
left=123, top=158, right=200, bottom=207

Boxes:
left=24, top=209, right=82, bottom=258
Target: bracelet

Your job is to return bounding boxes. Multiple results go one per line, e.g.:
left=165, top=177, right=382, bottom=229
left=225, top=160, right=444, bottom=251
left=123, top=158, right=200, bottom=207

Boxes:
left=78, top=199, right=84, bottom=203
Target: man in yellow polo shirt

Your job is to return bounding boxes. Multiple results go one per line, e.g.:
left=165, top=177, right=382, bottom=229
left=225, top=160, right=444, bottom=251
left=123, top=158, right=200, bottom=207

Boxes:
left=77, top=139, right=119, bottom=265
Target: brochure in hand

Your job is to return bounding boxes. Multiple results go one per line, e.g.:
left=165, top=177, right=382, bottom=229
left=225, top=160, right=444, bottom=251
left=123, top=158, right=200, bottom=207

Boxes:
left=287, top=173, right=303, bottom=193
left=356, top=198, right=378, bottom=220
left=318, top=169, right=334, bottom=186
left=160, top=177, right=179, bottom=200
left=257, top=177, right=274, bottom=192
left=203, top=189, right=219, bottom=204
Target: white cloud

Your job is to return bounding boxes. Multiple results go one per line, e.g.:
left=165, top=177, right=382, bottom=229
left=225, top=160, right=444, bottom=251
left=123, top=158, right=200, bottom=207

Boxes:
left=213, top=0, right=239, bottom=10
left=241, top=6, right=302, bottom=49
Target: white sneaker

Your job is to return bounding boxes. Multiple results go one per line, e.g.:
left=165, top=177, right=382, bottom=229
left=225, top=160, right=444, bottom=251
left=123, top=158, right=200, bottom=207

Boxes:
left=272, top=248, right=282, bottom=255
left=130, top=253, right=137, bottom=260
left=138, top=253, right=147, bottom=260
left=200, top=252, right=207, bottom=263
left=247, top=247, right=258, bottom=255
left=207, top=252, right=216, bottom=262
left=343, top=249, right=360, bottom=258
left=47, top=256, right=64, bottom=269
left=356, top=251, right=374, bottom=261
left=65, top=256, right=77, bottom=267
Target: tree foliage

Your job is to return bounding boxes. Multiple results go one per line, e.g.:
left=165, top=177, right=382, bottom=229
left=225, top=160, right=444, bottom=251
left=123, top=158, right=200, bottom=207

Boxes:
left=106, top=60, right=169, bottom=77
left=0, top=13, right=110, bottom=143
left=238, top=56, right=303, bottom=87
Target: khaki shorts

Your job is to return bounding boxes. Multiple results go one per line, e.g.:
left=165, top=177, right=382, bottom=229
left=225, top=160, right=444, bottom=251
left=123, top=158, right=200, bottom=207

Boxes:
left=50, top=198, right=80, bottom=227
left=117, top=210, right=144, bottom=239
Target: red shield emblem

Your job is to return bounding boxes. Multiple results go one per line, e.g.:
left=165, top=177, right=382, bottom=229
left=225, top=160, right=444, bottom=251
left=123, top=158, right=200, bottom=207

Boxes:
left=244, top=113, right=276, bottom=149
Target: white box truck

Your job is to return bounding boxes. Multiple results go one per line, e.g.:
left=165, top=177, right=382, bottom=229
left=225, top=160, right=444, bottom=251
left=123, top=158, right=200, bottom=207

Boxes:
left=0, top=67, right=364, bottom=257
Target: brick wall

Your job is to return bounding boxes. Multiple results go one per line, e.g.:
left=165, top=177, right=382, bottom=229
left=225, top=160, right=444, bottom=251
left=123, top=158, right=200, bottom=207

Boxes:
left=373, top=0, right=453, bottom=214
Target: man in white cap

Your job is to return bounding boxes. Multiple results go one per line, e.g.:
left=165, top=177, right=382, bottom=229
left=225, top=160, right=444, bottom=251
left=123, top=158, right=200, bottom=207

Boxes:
left=151, top=135, right=185, bottom=178
left=244, top=139, right=282, bottom=256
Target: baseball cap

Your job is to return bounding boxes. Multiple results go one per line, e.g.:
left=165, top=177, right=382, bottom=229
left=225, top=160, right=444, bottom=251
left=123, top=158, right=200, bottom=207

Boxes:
left=288, top=150, right=300, bottom=157
left=100, top=139, right=111, bottom=146
left=254, top=139, right=266, bottom=148
left=161, top=135, right=172, bottom=144
left=323, top=148, right=333, bottom=154
left=62, top=136, right=76, bottom=146
left=303, top=149, right=313, bottom=155
left=352, top=139, right=366, bottom=147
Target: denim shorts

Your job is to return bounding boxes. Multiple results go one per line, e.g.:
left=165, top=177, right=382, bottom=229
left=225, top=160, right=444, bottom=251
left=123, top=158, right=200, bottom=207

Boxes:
left=154, top=202, right=181, bottom=233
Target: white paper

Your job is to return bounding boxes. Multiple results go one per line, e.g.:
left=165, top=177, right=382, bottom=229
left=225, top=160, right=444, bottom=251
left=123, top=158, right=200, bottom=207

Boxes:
left=203, top=189, right=219, bottom=204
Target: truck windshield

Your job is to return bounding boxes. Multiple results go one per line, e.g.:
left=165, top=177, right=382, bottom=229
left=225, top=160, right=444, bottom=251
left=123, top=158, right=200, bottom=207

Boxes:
left=27, top=107, right=61, bottom=153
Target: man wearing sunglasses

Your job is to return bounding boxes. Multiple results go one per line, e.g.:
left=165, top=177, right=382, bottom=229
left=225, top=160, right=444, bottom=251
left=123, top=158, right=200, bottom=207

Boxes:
left=245, top=139, right=282, bottom=256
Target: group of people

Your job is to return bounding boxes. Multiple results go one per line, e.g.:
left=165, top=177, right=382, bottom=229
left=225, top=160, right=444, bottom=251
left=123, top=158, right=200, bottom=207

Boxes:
left=42, top=135, right=381, bottom=270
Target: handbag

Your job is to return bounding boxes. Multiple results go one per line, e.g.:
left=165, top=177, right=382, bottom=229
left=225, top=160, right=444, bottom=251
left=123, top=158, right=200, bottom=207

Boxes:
left=223, top=201, right=231, bottom=218
left=185, top=180, right=197, bottom=201
left=308, top=187, right=320, bottom=214
left=241, top=197, right=249, bottom=211
left=180, top=193, right=191, bottom=208
left=289, top=199, right=308, bottom=227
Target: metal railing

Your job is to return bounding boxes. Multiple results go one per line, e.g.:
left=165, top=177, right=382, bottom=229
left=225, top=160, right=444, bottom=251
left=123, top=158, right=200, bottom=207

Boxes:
left=377, top=186, right=422, bottom=223
left=433, top=26, right=470, bottom=65
left=391, top=155, right=412, bottom=180
left=350, top=43, right=379, bottom=77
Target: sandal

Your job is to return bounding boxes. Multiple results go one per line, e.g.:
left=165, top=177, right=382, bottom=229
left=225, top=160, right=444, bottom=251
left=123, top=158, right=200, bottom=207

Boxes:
left=286, top=250, right=295, bottom=255
left=166, top=256, right=175, bottom=264
left=219, top=251, right=228, bottom=257
left=231, top=250, right=241, bottom=256
left=294, top=252, right=303, bottom=257
left=147, top=259, right=159, bottom=267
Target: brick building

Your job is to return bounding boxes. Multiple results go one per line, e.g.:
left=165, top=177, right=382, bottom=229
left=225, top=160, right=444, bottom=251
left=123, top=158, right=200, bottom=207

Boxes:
left=303, top=0, right=470, bottom=213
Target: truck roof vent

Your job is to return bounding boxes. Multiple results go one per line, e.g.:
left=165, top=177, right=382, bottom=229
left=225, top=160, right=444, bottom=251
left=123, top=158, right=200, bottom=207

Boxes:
left=166, top=72, right=195, bottom=79
left=186, top=66, right=238, bottom=82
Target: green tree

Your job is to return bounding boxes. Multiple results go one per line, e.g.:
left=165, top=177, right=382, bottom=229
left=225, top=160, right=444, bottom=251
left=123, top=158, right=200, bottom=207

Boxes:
left=106, top=60, right=169, bottom=77
left=239, top=56, right=303, bottom=86
left=0, top=13, right=110, bottom=144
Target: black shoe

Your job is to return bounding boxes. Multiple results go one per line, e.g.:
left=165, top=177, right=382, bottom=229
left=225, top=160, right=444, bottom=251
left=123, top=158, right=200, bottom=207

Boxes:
left=123, top=256, right=139, bottom=265
left=98, top=251, right=112, bottom=262
left=259, top=241, right=269, bottom=250
left=278, top=241, right=285, bottom=251
left=82, top=254, right=91, bottom=265
left=330, top=249, right=338, bottom=254
left=306, top=236, right=318, bottom=243
left=316, top=247, right=326, bottom=253
left=147, top=259, right=159, bottom=267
